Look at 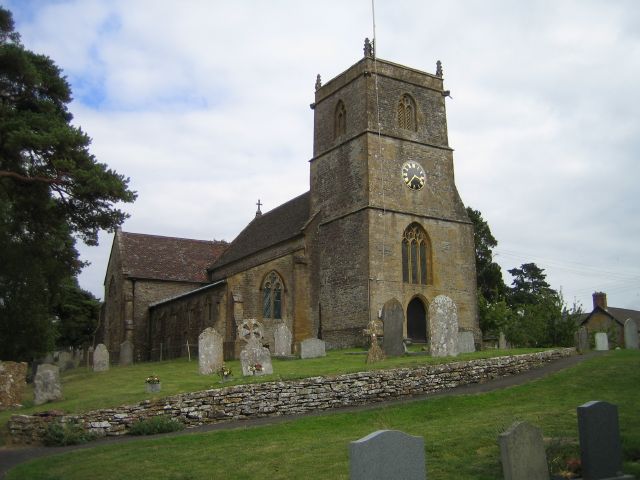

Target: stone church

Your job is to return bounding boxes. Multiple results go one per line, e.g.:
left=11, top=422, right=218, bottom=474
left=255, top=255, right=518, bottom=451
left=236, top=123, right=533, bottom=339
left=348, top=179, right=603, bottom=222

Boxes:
left=100, top=42, right=479, bottom=362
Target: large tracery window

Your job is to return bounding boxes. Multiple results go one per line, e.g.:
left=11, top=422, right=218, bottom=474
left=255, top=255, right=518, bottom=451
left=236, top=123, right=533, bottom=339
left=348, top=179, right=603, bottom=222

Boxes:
left=397, top=94, right=417, bottom=131
left=262, top=271, right=283, bottom=319
left=402, top=223, right=431, bottom=285
left=334, top=100, right=346, bottom=139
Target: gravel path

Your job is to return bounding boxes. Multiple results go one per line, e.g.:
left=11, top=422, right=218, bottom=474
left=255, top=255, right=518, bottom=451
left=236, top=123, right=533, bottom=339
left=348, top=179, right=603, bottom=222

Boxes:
left=0, top=351, right=597, bottom=478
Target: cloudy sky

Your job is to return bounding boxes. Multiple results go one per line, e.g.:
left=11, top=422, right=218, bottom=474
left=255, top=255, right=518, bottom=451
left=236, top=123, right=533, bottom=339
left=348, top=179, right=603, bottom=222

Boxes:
left=6, top=0, right=640, bottom=311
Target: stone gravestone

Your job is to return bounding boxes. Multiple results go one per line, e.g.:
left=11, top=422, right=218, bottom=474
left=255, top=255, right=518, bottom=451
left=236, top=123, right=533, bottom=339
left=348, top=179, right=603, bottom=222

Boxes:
left=498, top=421, right=549, bottom=480
left=458, top=331, right=476, bottom=354
left=274, top=324, right=292, bottom=357
left=576, top=326, right=590, bottom=353
left=349, top=430, right=426, bottom=480
left=240, top=339, right=274, bottom=376
left=595, top=332, right=609, bottom=351
left=119, top=340, right=134, bottom=366
left=56, top=351, right=75, bottom=372
left=624, top=319, right=639, bottom=349
left=198, top=327, right=223, bottom=375
left=577, top=401, right=634, bottom=480
left=93, top=343, right=109, bottom=372
left=34, top=364, right=63, bottom=405
left=87, top=346, right=94, bottom=369
left=238, top=319, right=273, bottom=376
left=364, top=318, right=385, bottom=364
left=499, top=331, right=508, bottom=349
left=0, top=361, right=27, bottom=410
left=428, top=295, right=459, bottom=357
left=299, top=338, right=326, bottom=359
left=382, top=298, right=404, bottom=357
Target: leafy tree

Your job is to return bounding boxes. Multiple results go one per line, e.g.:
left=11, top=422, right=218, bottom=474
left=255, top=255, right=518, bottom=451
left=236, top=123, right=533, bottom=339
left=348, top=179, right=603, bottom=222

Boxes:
left=54, top=279, right=100, bottom=349
left=507, top=262, right=556, bottom=307
left=0, top=7, right=135, bottom=361
left=466, top=207, right=507, bottom=303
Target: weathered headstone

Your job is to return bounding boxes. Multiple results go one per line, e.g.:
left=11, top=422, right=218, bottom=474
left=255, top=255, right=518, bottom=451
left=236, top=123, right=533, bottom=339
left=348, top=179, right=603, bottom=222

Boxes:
left=34, top=364, right=63, bottom=405
left=56, top=351, right=74, bottom=372
left=382, top=298, right=405, bottom=357
left=119, top=340, right=134, bottom=366
left=274, top=324, right=292, bottom=357
left=595, top=332, right=609, bottom=351
left=349, top=430, right=426, bottom=480
left=498, top=421, right=549, bottom=480
left=499, top=331, right=508, bottom=349
left=458, top=331, right=476, bottom=354
left=576, top=326, right=590, bottom=353
left=624, top=319, right=639, bottom=350
left=299, top=338, right=326, bottom=359
left=0, top=361, right=27, bottom=410
left=364, top=318, right=385, bottom=364
left=428, top=295, right=459, bottom=357
left=240, top=338, right=273, bottom=376
left=198, top=327, right=223, bottom=375
left=87, top=346, right=94, bottom=369
left=93, top=343, right=109, bottom=372
left=577, top=401, right=634, bottom=480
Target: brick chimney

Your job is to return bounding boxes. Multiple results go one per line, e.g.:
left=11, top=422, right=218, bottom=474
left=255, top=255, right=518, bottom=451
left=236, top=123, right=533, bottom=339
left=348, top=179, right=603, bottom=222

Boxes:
left=592, top=292, right=607, bottom=310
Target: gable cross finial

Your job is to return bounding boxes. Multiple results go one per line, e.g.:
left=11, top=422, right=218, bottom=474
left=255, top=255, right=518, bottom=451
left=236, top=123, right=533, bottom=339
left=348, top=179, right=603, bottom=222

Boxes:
left=255, top=199, right=262, bottom=217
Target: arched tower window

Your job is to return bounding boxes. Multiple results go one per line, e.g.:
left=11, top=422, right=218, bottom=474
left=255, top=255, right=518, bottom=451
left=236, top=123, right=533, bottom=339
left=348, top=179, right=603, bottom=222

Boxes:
left=397, top=94, right=417, bottom=131
left=334, top=100, right=346, bottom=139
left=262, top=271, right=283, bottom=319
left=402, top=223, right=431, bottom=285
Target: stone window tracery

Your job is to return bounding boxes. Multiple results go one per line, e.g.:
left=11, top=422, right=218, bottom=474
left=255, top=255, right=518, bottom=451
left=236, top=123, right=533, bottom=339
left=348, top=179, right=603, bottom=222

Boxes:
left=262, top=271, right=283, bottom=319
left=402, top=223, right=431, bottom=285
left=334, top=100, right=346, bottom=139
left=397, top=94, right=417, bottom=131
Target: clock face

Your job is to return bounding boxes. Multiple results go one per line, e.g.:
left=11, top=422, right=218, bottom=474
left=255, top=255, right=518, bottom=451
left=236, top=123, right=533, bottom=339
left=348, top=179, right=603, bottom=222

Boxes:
left=401, top=161, right=426, bottom=190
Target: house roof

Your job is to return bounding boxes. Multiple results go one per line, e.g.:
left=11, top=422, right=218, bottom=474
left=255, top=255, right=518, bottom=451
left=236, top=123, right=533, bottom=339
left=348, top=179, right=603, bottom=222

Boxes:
left=118, top=231, right=228, bottom=283
left=209, top=191, right=310, bottom=271
left=580, top=305, right=640, bottom=330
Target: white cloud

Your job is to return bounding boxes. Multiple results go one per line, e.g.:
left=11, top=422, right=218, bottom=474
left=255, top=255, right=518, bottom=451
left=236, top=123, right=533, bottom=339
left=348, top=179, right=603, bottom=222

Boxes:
left=6, top=0, right=640, bottom=310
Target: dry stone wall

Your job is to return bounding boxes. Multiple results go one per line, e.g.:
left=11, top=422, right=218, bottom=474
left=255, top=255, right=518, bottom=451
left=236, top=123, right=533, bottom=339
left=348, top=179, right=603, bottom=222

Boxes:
left=8, top=349, right=574, bottom=444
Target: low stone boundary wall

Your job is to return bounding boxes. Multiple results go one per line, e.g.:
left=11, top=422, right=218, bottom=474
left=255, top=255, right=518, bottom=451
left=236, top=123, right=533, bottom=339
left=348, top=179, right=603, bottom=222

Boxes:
left=8, top=348, right=575, bottom=444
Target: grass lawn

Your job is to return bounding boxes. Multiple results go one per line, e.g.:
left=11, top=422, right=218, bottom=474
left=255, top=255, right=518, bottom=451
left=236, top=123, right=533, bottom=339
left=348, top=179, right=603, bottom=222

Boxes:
left=5, top=350, right=640, bottom=479
left=0, top=347, right=542, bottom=440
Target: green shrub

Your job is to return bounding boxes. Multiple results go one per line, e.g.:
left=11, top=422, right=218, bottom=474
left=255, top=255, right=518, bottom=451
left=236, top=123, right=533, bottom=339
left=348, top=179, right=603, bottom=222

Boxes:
left=43, top=420, right=97, bottom=446
left=127, top=416, right=185, bottom=436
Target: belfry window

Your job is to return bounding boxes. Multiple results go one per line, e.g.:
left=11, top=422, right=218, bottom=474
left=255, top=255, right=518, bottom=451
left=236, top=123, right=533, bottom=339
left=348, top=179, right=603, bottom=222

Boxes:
left=402, top=223, right=431, bottom=285
left=397, top=94, right=417, bottom=131
left=262, top=271, right=283, bottom=319
left=334, top=100, right=346, bottom=139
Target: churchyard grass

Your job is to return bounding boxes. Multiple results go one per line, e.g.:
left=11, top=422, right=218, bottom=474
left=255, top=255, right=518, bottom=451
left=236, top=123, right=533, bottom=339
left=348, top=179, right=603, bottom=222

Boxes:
left=5, top=350, right=640, bottom=479
left=0, top=347, right=541, bottom=443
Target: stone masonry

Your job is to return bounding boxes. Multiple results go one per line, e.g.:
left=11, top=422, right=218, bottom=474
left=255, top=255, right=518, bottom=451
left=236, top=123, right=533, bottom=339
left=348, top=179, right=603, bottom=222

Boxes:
left=8, top=348, right=574, bottom=444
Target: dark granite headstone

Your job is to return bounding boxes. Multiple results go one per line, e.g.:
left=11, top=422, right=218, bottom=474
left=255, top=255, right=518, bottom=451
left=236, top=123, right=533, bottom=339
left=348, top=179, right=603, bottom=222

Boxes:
left=349, top=430, right=426, bottom=480
left=577, top=401, right=633, bottom=480
left=382, top=298, right=404, bottom=357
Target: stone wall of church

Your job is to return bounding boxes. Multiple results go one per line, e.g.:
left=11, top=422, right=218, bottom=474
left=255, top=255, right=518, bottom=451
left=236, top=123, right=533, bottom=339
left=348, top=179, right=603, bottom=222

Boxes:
left=315, top=210, right=371, bottom=349
left=148, top=285, right=227, bottom=361
left=368, top=209, right=478, bottom=338
left=582, top=312, right=624, bottom=347
left=225, top=248, right=307, bottom=354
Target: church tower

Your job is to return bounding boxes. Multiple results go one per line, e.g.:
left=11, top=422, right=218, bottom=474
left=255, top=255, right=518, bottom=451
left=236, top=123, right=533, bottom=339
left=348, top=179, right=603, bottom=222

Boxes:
left=309, top=41, right=478, bottom=347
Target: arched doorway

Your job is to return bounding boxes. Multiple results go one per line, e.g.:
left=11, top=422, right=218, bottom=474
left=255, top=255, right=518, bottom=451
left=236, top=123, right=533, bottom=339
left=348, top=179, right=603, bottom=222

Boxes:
left=407, top=297, right=427, bottom=343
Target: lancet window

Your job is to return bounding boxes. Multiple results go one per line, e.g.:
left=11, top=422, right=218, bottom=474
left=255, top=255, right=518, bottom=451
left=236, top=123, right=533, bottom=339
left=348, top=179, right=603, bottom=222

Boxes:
left=397, top=94, right=417, bottom=131
left=402, top=223, right=431, bottom=285
left=262, top=271, right=283, bottom=319
left=334, top=100, right=346, bottom=139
